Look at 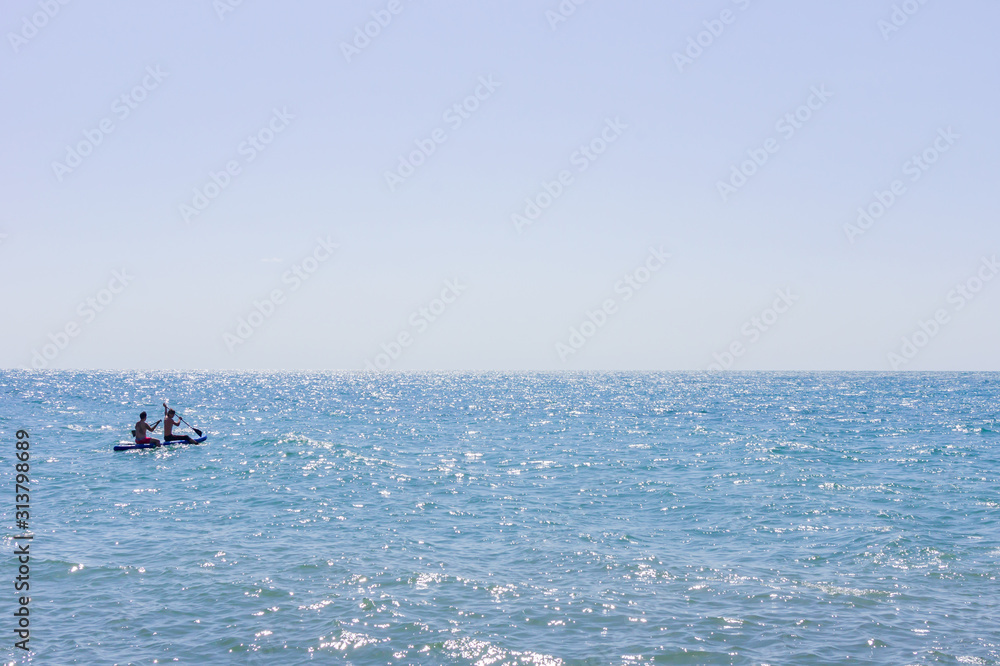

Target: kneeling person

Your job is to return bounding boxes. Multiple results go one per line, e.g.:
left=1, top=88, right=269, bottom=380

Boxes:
left=134, top=411, right=160, bottom=446
left=163, top=405, right=198, bottom=444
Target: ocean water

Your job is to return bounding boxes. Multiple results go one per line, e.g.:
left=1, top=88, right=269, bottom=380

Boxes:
left=1, top=371, right=998, bottom=665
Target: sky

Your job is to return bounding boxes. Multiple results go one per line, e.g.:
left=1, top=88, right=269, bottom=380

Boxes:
left=1, top=0, right=998, bottom=371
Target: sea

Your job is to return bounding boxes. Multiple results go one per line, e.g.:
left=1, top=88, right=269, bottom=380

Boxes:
left=1, top=371, right=998, bottom=665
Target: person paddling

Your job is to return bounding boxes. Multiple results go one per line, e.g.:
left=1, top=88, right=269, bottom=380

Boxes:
left=163, top=403, right=198, bottom=444
left=134, top=412, right=161, bottom=446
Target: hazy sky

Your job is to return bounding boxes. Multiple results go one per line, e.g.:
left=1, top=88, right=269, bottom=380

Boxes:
left=2, top=0, right=998, bottom=371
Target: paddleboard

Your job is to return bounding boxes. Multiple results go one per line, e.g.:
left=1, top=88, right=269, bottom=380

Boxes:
left=114, top=436, right=207, bottom=451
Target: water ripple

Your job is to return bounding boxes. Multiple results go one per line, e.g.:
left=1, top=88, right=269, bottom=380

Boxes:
left=0, top=371, right=997, bottom=664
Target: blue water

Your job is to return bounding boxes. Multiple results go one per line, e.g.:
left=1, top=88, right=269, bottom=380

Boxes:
left=1, top=371, right=998, bottom=664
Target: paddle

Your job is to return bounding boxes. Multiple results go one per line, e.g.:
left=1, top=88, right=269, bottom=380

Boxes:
left=178, top=415, right=203, bottom=437
left=164, top=403, right=203, bottom=437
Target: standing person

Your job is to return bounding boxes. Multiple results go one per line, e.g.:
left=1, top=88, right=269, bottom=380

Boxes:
left=134, top=412, right=160, bottom=446
left=162, top=403, right=198, bottom=444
